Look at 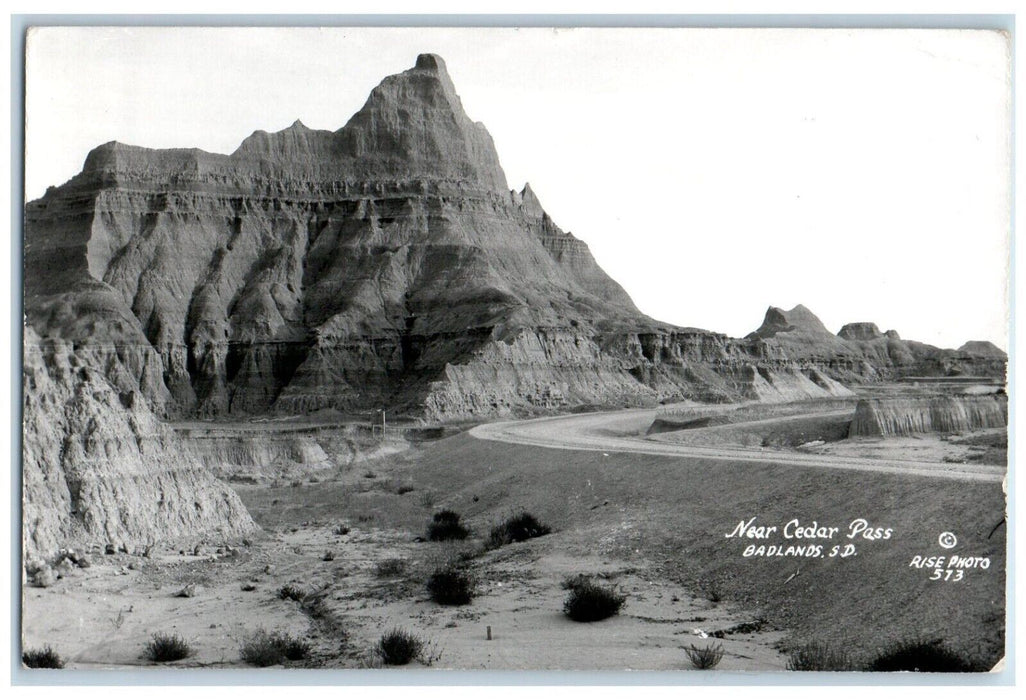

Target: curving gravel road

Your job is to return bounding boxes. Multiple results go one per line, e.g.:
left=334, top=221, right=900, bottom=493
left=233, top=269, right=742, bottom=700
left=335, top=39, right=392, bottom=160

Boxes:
left=469, top=407, right=1006, bottom=483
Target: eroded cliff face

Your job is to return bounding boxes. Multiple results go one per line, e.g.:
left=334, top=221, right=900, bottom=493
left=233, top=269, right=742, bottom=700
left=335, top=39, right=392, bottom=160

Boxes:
left=747, top=307, right=1006, bottom=383
left=849, top=394, right=1008, bottom=437
left=22, top=329, right=256, bottom=558
left=25, top=55, right=1006, bottom=425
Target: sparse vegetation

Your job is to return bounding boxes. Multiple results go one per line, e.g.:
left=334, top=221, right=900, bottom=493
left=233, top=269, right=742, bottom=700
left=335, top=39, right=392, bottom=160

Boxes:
left=375, top=628, right=424, bottom=665
left=375, top=558, right=407, bottom=577
left=427, top=510, right=470, bottom=541
left=426, top=566, right=474, bottom=605
left=395, top=484, right=415, bottom=495
left=562, top=577, right=625, bottom=622
left=487, top=511, right=551, bottom=548
left=144, top=632, right=192, bottom=662
left=333, top=523, right=350, bottom=536
left=239, top=629, right=312, bottom=666
left=685, top=642, right=724, bottom=670
left=867, top=638, right=978, bottom=673
left=786, top=641, right=858, bottom=671
left=278, top=584, right=306, bottom=602
left=22, top=645, right=64, bottom=669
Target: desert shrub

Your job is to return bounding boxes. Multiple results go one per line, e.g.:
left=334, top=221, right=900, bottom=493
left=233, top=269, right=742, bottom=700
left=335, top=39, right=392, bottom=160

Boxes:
left=395, top=484, right=415, bottom=495
left=787, top=641, right=858, bottom=671
left=427, top=510, right=469, bottom=541
left=333, top=523, right=350, bottom=536
left=278, top=584, right=306, bottom=602
left=375, top=628, right=424, bottom=665
left=239, top=629, right=312, bottom=666
left=487, top=511, right=551, bottom=548
left=271, top=632, right=312, bottom=661
left=426, top=566, right=474, bottom=605
left=240, top=630, right=284, bottom=667
left=563, top=580, right=626, bottom=622
left=685, top=643, right=724, bottom=670
left=22, top=645, right=64, bottom=669
left=144, top=632, right=192, bottom=662
left=868, top=638, right=977, bottom=673
left=375, top=558, right=407, bottom=577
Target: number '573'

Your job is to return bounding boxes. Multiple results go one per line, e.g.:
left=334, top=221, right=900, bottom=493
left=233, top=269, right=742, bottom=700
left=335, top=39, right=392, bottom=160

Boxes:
left=930, top=568, right=964, bottom=581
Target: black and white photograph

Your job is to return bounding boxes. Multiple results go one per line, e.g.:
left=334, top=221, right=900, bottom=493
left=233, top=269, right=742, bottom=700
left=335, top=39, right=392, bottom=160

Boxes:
left=17, top=23, right=1011, bottom=677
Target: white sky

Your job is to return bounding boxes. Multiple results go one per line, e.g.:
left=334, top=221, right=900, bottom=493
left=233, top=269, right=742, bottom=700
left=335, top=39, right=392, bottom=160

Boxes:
left=24, top=27, right=1011, bottom=350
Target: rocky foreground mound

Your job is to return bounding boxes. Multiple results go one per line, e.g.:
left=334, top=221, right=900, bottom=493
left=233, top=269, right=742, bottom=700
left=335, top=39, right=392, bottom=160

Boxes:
left=849, top=394, right=1008, bottom=437
left=22, top=54, right=1006, bottom=555
left=23, top=328, right=256, bottom=558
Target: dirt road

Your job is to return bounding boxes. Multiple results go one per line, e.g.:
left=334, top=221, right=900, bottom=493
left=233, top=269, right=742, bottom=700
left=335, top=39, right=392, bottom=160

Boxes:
left=470, top=408, right=1006, bottom=483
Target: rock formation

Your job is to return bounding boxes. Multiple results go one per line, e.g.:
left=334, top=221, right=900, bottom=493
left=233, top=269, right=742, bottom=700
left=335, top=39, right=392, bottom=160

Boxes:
left=748, top=306, right=1006, bottom=384
left=849, top=394, right=1008, bottom=437
left=22, top=328, right=255, bottom=558
left=22, top=54, right=1008, bottom=553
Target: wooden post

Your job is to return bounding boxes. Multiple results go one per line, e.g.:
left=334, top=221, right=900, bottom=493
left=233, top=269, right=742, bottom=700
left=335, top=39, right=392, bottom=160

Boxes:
left=486, top=625, right=492, bottom=641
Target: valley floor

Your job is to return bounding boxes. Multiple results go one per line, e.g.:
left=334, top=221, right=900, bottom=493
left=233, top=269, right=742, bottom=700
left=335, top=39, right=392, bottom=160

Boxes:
left=22, top=398, right=1007, bottom=673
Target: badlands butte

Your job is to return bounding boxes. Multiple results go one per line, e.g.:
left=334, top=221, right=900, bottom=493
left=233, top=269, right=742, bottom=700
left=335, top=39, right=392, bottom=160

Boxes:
left=22, top=53, right=1007, bottom=670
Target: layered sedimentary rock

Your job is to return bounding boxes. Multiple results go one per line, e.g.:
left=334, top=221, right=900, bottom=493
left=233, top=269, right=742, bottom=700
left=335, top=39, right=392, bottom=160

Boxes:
left=747, top=306, right=1006, bottom=384
left=22, top=329, right=256, bottom=558
left=181, top=423, right=400, bottom=483
left=25, top=54, right=1006, bottom=425
left=849, top=395, right=1008, bottom=437
left=23, top=53, right=1008, bottom=553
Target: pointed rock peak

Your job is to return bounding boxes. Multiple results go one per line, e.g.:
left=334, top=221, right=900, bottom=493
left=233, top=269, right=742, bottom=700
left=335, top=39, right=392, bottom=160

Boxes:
left=335, top=53, right=509, bottom=192
left=415, top=53, right=448, bottom=73
left=520, top=183, right=546, bottom=218
left=838, top=322, right=883, bottom=341
left=287, top=119, right=309, bottom=130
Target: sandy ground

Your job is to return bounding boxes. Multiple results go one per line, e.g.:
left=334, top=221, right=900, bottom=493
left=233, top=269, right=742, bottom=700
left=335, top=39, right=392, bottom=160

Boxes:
left=23, top=399, right=1005, bottom=672
left=22, top=524, right=786, bottom=671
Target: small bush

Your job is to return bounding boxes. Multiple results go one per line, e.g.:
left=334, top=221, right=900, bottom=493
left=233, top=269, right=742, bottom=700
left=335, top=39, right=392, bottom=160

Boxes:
left=144, top=632, right=192, bottom=662
left=22, top=645, right=64, bottom=669
left=272, top=632, right=312, bottom=661
left=240, top=631, right=284, bottom=667
left=563, top=580, right=626, bottom=622
left=868, top=638, right=977, bottom=673
left=426, top=566, right=474, bottom=605
left=427, top=510, right=469, bottom=541
left=487, top=511, right=551, bottom=548
left=787, top=641, right=857, bottom=671
left=375, top=558, right=407, bottom=577
left=395, top=484, right=415, bottom=495
left=685, top=643, right=724, bottom=670
left=278, top=584, right=306, bottom=602
left=376, top=628, right=424, bottom=665
left=239, top=629, right=312, bottom=666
